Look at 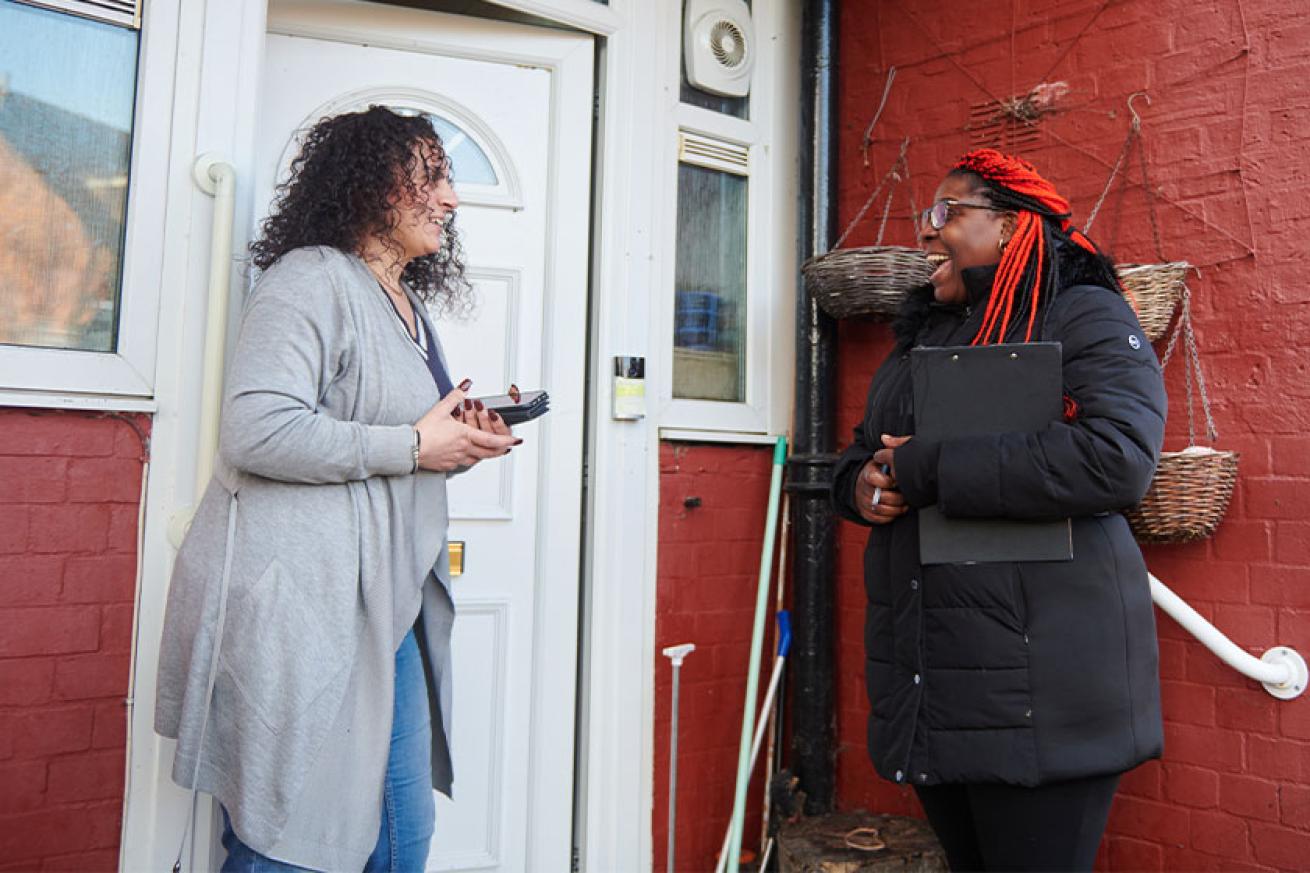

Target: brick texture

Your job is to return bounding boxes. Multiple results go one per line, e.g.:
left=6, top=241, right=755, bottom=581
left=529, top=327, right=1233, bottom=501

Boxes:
left=831, top=1, right=1310, bottom=870
left=0, top=409, right=148, bottom=871
left=653, top=442, right=778, bottom=872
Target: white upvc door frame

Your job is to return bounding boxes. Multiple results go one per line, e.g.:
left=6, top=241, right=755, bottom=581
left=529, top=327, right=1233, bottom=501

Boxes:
left=120, top=0, right=271, bottom=867
left=567, top=3, right=799, bottom=872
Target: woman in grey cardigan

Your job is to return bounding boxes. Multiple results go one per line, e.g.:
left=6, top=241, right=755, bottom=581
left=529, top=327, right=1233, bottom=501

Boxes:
left=156, top=107, right=519, bottom=871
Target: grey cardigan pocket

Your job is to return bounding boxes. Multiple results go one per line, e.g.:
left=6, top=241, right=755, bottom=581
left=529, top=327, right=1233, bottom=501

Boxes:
left=220, top=557, right=355, bottom=735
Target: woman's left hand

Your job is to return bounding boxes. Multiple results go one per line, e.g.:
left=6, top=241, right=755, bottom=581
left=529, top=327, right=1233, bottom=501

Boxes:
left=460, top=396, right=515, bottom=438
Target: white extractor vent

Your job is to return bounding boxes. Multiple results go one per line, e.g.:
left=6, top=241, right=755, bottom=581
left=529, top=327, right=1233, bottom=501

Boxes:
left=684, top=0, right=755, bottom=98
left=17, top=0, right=140, bottom=29
left=678, top=130, right=750, bottom=176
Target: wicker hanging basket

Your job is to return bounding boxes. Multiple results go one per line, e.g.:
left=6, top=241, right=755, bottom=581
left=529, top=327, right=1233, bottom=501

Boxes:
left=1124, top=290, right=1239, bottom=544
left=1125, top=447, right=1239, bottom=543
left=806, top=137, right=927, bottom=320
left=1114, top=262, right=1187, bottom=342
left=803, top=247, right=933, bottom=319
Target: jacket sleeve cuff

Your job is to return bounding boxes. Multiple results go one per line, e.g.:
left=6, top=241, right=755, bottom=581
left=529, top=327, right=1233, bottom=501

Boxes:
left=895, top=438, right=940, bottom=507
left=831, top=449, right=874, bottom=525
left=364, top=424, right=419, bottom=476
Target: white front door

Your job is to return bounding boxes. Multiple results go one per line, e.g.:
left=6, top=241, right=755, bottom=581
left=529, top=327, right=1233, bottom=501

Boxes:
left=254, top=3, right=593, bottom=869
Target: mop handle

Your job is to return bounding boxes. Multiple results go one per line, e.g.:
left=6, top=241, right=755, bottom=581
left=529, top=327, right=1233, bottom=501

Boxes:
left=714, top=610, right=792, bottom=873
left=726, top=436, right=787, bottom=873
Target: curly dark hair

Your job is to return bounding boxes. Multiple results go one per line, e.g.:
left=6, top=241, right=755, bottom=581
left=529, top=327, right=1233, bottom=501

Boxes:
left=250, top=105, right=473, bottom=315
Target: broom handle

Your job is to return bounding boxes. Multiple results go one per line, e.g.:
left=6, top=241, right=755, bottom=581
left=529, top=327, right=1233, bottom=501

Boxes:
left=726, top=437, right=787, bottom=873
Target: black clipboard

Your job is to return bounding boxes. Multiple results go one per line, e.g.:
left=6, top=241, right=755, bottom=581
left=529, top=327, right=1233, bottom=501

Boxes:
left=911, top=342, right=1072, bottom=565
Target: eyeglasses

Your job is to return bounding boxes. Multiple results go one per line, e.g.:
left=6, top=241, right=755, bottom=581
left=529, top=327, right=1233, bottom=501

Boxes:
left=918, top=198, right=1006, bottom=231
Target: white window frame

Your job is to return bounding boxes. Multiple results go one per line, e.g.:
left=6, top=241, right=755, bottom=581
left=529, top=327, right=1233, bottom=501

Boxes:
left=655, top=0, right=794, bottom=437
left=0, top=0, right=177, bottom=408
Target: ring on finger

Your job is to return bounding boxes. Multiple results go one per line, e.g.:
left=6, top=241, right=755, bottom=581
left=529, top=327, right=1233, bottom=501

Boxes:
left=870, top=485, right=882, bottom=509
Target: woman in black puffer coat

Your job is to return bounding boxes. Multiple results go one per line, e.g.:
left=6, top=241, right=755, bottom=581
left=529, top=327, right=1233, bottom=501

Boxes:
left=831, top=149, right=1167, bottom=872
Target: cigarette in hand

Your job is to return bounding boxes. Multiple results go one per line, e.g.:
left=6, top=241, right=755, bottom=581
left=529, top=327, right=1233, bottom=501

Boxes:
left=870, top=463, right=889, bottom=510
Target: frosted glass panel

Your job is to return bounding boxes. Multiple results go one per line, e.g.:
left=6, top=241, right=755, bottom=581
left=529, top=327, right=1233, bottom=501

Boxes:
left=673, top=163, right=747, bottom=403
left=0, top=1, right=138, bottom=352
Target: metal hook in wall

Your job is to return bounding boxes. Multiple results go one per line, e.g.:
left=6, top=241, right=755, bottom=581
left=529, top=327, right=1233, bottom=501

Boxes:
left=1127, top=91, right=1151, bottom=131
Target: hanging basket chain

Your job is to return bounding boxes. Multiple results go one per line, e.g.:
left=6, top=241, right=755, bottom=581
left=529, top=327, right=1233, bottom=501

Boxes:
left=832, top=137, right=910, bottom=251
left=1160, top=289, right=1219, bottom=445
left=1084, top=114, right=1139, bottom=234
left=1185, top=294, right=1219, bottom=443
left=1136, top=132, right=1169, bottom=263
left=875, top=175, right=897, bottom=246
left=904, top=147, right=920, bottom=237
left=860, top=67, right=897, bottom=168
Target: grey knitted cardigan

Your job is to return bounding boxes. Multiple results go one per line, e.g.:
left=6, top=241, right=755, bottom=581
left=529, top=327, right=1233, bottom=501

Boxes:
left=155, top=246, right=457, bottom=870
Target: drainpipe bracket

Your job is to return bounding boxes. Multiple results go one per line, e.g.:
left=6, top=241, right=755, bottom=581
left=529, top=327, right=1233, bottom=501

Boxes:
left=785, top=453, right=839, bottom=494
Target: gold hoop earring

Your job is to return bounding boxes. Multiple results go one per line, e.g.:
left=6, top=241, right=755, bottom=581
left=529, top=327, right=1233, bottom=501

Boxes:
left=998, top=238, right=1008, bottom=254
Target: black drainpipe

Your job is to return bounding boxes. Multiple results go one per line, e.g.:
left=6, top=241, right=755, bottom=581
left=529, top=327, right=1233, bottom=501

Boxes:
left=786, top=0, right=838, bottom=816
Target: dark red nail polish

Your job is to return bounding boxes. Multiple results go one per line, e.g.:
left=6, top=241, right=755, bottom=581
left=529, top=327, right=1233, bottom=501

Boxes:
left=474, top=399, right=485, bottom=411
left=451, top=408, right=460, bottom=417
left=489, top=410, right=501, bottom=422
left=464, top=399, right=472, bottom=410
left=513, top=438, right=524, bottom=446
left=458, top=378, right=473, bottom=391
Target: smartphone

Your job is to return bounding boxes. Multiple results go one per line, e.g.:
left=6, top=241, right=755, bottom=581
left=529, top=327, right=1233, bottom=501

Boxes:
left=473, top=389, right=549, bottom=425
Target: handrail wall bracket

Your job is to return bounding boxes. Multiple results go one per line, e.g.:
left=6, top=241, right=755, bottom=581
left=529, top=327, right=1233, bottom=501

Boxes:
left=1260, top=647, right=1308, bottom=701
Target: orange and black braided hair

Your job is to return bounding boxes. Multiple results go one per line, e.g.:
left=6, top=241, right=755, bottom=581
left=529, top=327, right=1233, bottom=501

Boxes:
left=951, top=148, right=1122, bottom=345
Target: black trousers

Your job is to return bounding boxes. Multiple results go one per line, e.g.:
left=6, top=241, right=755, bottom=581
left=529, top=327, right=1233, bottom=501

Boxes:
left=913, top=772, right=1120, bottom=872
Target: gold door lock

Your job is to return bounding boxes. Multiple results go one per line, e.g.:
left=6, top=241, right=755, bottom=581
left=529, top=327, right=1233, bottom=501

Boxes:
left=449, top=541, right=464, bottom=577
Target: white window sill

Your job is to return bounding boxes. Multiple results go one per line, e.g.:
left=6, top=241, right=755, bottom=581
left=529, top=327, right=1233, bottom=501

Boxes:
left=0, top=389, right=157, bottom=414
left=659, top=427, right=781, bottom=446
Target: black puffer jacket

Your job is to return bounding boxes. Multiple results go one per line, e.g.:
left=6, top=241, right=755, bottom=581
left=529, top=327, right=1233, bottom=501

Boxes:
left=832, top=265, right=1167, bottom=788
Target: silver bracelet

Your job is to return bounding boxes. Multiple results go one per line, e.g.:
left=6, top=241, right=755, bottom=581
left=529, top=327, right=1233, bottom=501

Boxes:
left=411, top=427, right=421, bottom=473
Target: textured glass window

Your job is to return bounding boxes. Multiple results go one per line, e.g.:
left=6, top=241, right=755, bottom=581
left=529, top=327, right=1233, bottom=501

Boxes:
left=0, top=1, right=139, bottom=352
left=673, top=163, right=747, bottom=402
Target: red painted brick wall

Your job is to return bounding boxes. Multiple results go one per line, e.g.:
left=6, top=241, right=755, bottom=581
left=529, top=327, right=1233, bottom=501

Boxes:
left=834, top=1, right=1310, bottom=869
left=0, top=409, right=148, bottom=872
left=654, top=441, right=780, bottom=872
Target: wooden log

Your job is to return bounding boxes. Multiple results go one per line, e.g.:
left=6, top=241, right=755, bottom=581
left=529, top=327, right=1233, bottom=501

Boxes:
left=777, top=811, right=947, bottom=873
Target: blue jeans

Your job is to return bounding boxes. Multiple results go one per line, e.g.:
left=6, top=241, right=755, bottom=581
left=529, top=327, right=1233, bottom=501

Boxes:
left=221, top=629, right=436, bottom=872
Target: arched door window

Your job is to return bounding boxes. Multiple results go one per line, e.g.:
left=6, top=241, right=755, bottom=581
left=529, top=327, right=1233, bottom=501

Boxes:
left=284, top=87, right=523, bottom=210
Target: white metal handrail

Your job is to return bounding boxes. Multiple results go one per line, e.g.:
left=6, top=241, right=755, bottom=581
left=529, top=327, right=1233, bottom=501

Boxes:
left=191, top=153, right=237, bottom=495
left=1150, top=573, right=1306, bottom=700
left=168, top=154, right=236, bottom=548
